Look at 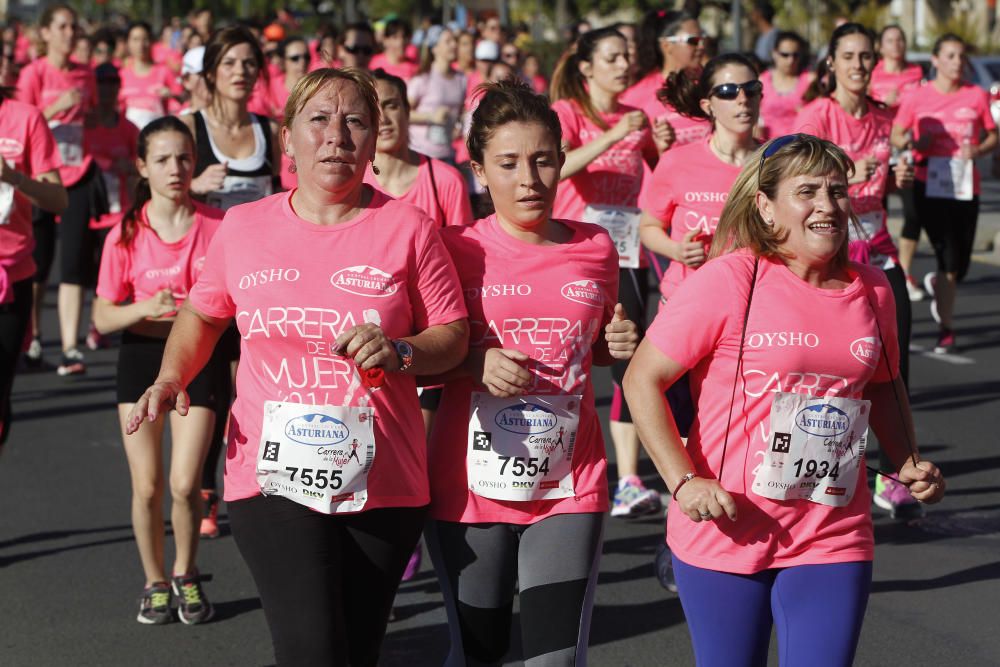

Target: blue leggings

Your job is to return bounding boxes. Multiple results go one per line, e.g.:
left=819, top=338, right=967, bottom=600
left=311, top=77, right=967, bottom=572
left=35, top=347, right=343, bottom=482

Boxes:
left=673, top=556, right=872, bottom=667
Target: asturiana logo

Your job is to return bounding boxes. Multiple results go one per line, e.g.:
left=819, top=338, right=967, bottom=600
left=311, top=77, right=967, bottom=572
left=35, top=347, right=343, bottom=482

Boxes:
left=285, top=414, right=350, bottom=446
left=495, top=404, right=558, bottom=435
left=795, top=404, right=851, bottom=437
left=561, top=280, right=603, bottom=307
left=851, top=337, right=879, bottom=368
left=330, top=266, right=398, bottom=298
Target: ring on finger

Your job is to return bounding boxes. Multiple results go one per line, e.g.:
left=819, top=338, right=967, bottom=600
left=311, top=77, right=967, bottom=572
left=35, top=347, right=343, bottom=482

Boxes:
left=699, top=511, right=712, bottom=519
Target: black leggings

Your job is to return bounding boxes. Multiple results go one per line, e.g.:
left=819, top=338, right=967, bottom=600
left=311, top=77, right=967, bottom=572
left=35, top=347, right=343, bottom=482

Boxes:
left=229, top=496, right=427, bottom=667
left=913, top=179, right=979, bottom=282
left=0, top=280, right=32, bottom=445
left=60, top=164, right=102, bottom=286
left=878, top=265, right=912, bottom=472
left=610, top=267, right=648, bottom=423
left=427, top=512, right=604, bottom=666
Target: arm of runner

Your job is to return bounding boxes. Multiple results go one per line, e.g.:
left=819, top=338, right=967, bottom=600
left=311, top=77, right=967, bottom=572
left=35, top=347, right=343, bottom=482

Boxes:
left=863, top=375, right=945, bottom=503
left=92, top=290, right=178, bottom=335
left=623, top=340, right=738, bottom=522
left=639, top=212, right=705, bottom=266
left=593, top=303, right=638, bottom=367
left=848, top=155, right=878, bottom=185
left=0, top=166, right=67, bottom=213
left=335, top=318, right=469, bottom=375
left=962, top=127, right=999, bottom=159
left=559, top=111, right=645, bottom=180
left=125, top=302, right=230, bottom=433
left=42, top=87, right=81, bottom=120
left=890, top=123, right=911, bottom=151
left=477, top=347, right=533, bottom=398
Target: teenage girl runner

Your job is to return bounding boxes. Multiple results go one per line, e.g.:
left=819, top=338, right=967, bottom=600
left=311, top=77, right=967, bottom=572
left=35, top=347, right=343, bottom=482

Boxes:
left=93, top=116, right=223, bottom=625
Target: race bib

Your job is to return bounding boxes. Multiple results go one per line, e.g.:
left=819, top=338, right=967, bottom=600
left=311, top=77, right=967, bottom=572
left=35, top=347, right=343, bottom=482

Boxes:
left=206, top=174, right=273, bottom=211
left=125, top=107, right=161, bottom=130
left=49, top=121, right=84, bottom=167
left=751, top=392, right=870, bottom=507
left=583, top=205, right=641, bottom=268
left=102, top=170, right=121, bottom=214
left=467, top=393, right=580, bottom=501
left=0, top=164, right=13, bottom=225
left=256, top=401, right=375, bottom=513
left=428, top=123, right=451, bottom=146
left=926, top=156, right=973, bottom=201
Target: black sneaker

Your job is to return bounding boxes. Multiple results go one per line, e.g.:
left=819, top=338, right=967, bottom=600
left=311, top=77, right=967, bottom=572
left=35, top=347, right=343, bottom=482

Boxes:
left=137, top=582, right=173, bottom=625
left=171, top=572, right=214, bottom=625
left=654, top=541, right=678, bottom=593
left=56, top=348, right=86, bottom=376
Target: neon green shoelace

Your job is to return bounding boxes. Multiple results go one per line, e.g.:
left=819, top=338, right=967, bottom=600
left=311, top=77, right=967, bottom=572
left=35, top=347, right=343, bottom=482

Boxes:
left=149, top=589, right=171, bottom=609
left=180, top=583, right=202, bottom=606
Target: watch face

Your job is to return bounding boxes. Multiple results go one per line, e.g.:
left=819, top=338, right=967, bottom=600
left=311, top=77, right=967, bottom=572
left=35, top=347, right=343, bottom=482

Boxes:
left=395, top=339, right=413, bottom=356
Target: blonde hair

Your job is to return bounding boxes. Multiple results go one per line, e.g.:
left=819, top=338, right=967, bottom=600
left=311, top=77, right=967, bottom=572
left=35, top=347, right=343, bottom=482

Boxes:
left=282, top=67, right=381, bottom=131
left=711, top=134, right=855, bottom=267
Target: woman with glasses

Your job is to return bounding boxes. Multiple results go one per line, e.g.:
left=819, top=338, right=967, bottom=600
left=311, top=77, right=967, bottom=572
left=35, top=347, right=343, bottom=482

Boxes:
left=892, top=34, right=997, bottom=354
left=407, top=26, right=466, bottom=165
left=759, top=31, right=812, bottom=141
left=269, top=37, right=310, bottom=119
left=622, top=9, right=709, bottom=152
left=794, top=24, right=918, bottom=519
left=624, top=133, right=945, bottom=667
left=337, top=22, right=376, bottom=71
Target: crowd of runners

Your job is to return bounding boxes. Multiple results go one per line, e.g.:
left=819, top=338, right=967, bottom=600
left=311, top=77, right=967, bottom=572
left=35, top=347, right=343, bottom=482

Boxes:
left=2, top=2, right=973, bottom=665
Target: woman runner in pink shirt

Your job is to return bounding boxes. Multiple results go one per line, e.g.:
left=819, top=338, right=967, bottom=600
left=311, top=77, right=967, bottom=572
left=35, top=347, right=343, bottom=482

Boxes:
left=624, top=134, right=945, bottom=666
left=94, top=117, right=224, bottom=626
left=427, top=79, right=639, bottom=666
left=758, top=31, right=812, bottom=140
left=119, top=21, right=179, bottom=129
left=126, top=69, right=468, bottom=666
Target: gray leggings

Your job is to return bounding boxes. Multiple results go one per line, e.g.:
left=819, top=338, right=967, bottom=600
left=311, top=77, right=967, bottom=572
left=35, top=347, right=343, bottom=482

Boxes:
left=427, top=512, right=604, bottom=667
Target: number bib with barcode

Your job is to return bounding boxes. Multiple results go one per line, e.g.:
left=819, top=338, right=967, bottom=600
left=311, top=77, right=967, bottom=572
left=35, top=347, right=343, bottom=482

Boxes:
left=467, top=393, right=580, bottom=501
left=926, top=156, right=973, bottom=201
left=49, top=121, right=84, bottom=167
left=256, top=401, right=375, bottom=513
left=752, top=392, right=870, bottom=507
left=206, top=174, right=273, bottom=211
left=583, top=205, right=641, bottom=268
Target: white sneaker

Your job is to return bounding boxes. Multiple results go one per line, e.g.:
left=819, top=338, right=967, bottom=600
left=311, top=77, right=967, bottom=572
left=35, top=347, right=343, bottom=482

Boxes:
left=930, top=298, right=941, bottom=324
left=905, top=275, right=924, bottom=302
left=923, top=271, right=937, bottom=299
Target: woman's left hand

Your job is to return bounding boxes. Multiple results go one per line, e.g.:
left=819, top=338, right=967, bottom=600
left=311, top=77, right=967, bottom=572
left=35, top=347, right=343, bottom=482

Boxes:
left=605, top=303, right=639, bottom=361
left=898, top=459, right=946, bottom=504
left=336, top=324, right=399, bottom=371
left=893, top=155, right=914, bottom=189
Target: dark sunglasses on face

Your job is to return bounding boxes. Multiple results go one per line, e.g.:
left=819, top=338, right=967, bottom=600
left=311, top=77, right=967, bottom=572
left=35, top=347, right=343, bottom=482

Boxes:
left=286, top=54, right=309, bottom=63
left=710, top=79, right=763, bottom=100
left=344, top=44, right=374, bottom=56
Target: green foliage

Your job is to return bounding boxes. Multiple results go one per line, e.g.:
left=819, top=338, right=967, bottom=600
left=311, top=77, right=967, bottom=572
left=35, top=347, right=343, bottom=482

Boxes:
left=929, top=10, right=990, bottom=53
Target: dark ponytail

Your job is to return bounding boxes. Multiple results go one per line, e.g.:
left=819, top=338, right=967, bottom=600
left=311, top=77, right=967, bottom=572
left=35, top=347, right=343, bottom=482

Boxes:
left=635, top=9, right=694, bottom=79
left=118, top=116, right=195, bottom=247
left=660, top=53, right=757, bottom=120
left=550, top=27, right=626, bottom=131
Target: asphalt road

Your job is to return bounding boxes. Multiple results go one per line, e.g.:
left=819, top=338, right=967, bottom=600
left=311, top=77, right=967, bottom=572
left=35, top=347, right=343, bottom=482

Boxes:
left=1, top=243, right=998, bottom=666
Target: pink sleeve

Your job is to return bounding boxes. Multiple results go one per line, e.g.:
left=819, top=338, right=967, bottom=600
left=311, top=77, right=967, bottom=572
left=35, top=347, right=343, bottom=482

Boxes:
left=96, top=229, right=133, bottom=303
left=979, top=89, right=997, bottom=132
left=792, top=101, right=827, bottom=136
left=15, top=65, right=40, bottom=107
left=408, top=217, right=467, bottom=330
left=442, top=164, right=473, bottom=226
left=26, top=109, right=61, bottom=176
left=407, top=74, right=427, bottom=106
left=187, top=219, right=236, bottom=318
left=862, top=267, right=900, bottom=383
left=645, top=255, right=748, bottom=368
left=639, top=156, right=677, bottom=225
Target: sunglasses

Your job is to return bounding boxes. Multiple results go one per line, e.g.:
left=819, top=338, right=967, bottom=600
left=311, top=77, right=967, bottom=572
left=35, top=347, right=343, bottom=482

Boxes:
left=710, top=80, right=763, bottom=100
left=757, top=134, right=801, bottom=184
left=344, top=44, right=374, bottom=56
left=776, top=50, right=800, bottom=59
left=286, top=54, right=309, bottom=63
left=663, top=33, right=703, bottom=46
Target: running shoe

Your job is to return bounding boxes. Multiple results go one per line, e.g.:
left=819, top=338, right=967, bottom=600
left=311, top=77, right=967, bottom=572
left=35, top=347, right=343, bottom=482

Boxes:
left=401, top=539, right=422, bottom=581
left=905, top=274, right=924, bottom=302
left=934, top=328, right=956, bottom=354
left=654, top=541, right=678, bottom=593
left=85, top=323, right=110, bottom=350
left=137, top=582, right=173, bottom=625
left=56, top=348, right=86, bottom=376
left=199, top=490, right=220, bottom=539
left=24, top=337, right=42, bottom=369
left=923, top=271, right=937, bottom=299
left=929, top=298, right=941, bottom=325
left=611, top=475, right=663, bottom=517
left=171, top=572, right=214, bottom=625
left=873, top=474, right=925, bottom=520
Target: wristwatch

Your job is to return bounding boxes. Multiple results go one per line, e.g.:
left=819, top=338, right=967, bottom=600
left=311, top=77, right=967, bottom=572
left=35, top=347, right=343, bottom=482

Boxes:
left=392, top=339, right=413, bottom=372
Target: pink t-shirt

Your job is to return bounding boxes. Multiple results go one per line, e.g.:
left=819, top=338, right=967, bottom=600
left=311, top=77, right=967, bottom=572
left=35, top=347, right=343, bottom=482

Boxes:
left=552, top=99, right=654, bottom=223
left=429, top=215, right=617, bottom=524
left=248, top=75, right=279, bottom=119
left=16, top=58, right=97, bottom=187
left=364, top=155, right=473, bottom=227
left=638, top=138, right=741, bottom=300
left=151, top=42, right=182, bottom=72
left=0, top=98, right=61, bottom=283
left=369, top=54, right=419, bottom=81
left=119, top=63, right=177, bottom=127
left=97, top=201, right=224, bottom=306
left=759, top=70, right=811, bottom=140
left=620, top=71, right=711, bottom=148
left=269, top=74, right=292, bottom=119
left=407, top=69, right=467, bottom=160
left=187, top=189, right=468, bottom=505
left=84, top=114, right=140, bottom=230
left=794, top=97, right=898, bottom=265
left=894, top=82, right=996, bottom=192
left=868, top=61, right=923, bottom=109
left=646, top=250, right=899, bottom=573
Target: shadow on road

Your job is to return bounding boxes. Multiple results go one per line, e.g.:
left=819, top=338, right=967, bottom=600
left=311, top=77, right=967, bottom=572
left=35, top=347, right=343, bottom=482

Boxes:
left=872, top=560, right=1000, bottom=593
left=910, top=382, right=1000, bottom=411
left=212, top=596, right=263, bottom=622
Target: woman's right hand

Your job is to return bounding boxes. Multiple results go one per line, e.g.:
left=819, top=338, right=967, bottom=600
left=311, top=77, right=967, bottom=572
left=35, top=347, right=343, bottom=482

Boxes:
left=674, top=229, right=708, bottom=267
left=50, top=88, right=82, bottom=116
left=191, top=162, right=228, bottom=195
left=125, top=381, right=189, bottom=434
left=144, top=288, right=178, bottom=319
left=482, top=348, right=532, bottom=398
left=674, top=476, right=738, bottom=523
left=610, top=110, right=647, bottom=143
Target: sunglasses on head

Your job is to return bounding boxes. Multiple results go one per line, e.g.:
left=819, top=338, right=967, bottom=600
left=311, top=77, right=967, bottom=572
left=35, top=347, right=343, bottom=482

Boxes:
left=710, top=79, right=763, bottom=100
left=663, top=33, right=703, bottom=46
left=757, top=134, right=801, bottom=183
left=344, top=44, right=374, bottom=56
left=286, top=53, right=309, bottom=62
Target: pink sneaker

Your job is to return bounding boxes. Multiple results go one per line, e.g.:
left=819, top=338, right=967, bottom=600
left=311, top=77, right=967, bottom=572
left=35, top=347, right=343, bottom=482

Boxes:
left=873, top=474, right=924, bottom=519
left=401, top=539, right=422, bottom=581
